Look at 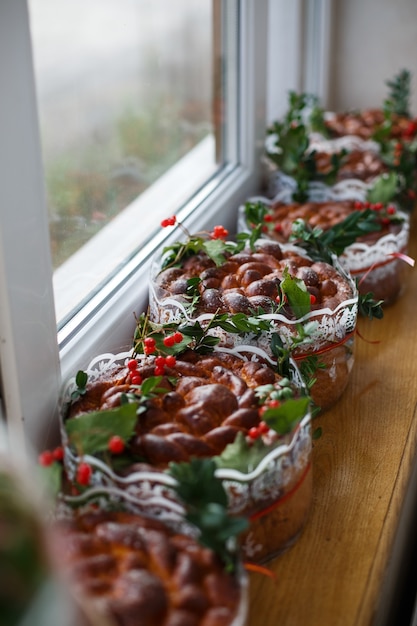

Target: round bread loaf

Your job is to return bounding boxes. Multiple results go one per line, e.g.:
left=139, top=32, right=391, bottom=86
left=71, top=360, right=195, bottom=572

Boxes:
left=238, top=199, right=409, bottom=306
left=53, top=509, right=244, bottom=626
left=150, top=240, right=357, bottom=411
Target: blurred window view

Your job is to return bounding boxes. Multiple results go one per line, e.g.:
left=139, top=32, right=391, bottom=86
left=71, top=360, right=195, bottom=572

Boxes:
left=28, top=0, right=222, bottom=323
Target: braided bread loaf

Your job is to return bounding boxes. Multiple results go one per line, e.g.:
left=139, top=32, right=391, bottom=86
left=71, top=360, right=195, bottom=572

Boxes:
left=66, top=349, right=294, bottom=468
left=53, top=509, right=243, bottom=626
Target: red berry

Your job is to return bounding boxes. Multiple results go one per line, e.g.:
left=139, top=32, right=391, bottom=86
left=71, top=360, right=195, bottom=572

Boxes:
left=161, top=216, right=176, bottom=227
left=154, top=366, right=165, bottom=376
left=264, top=214, right=273, bottom=222
left=211, top=225, right=229, bottom=239
left=144, top=345, right=156, bottom=355
left=155, top=356, right=166, bottom=368
left=144, top=337, right=156, bottom=347
left=38, top=450, right=54, bottom=466
left=310, top=293, right=317, bottom=305
left=76, top=462, right=92, bottom=486
left=127, top=359, right=138, bottom=371
left=381, top=217, right=391, bottom=226
left=372, top=202, right=383, bottom=211
left=248, top=426, right=260, bottom=439
left=52, top=446, right=64, bottom=462
left=274, top=223, right=282, bottom=233
left=173, top=332, right=183, bottom=343
left=387, top=206, right=396, bottom=215
left=258, top=421, right=270, bottom=434
left=267, top=399, right=280, bottom=408
left=165, top=355, right=176, bottom=368
left=108, top=435, right=125, bottom=455
left=353, top=201, right=363, bottom=210
left=130, top=372, right=142, bottom=385
left=163, top=335, right=176, bottom=347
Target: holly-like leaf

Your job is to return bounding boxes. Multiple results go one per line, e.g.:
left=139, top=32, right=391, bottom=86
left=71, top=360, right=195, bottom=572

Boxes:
left=202, top=239, right=228, bottom=266
left=168, top=458, right=228, bottom=508
left=367, top=172, right=399, bottom=205
left=65, top=403, right=138, bottom=455
left=262, top=396, right=311, bottom=435
left=215, top=431, right=271, bottom=473
left=71, top=370, right=88, bottom=401
left=280, top=267, right=311, bottom=318
left=168, top=458, right=248, bottom=571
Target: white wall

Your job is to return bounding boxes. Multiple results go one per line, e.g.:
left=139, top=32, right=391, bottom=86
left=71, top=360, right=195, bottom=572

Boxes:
left=328, top=0, right=417, bottom=112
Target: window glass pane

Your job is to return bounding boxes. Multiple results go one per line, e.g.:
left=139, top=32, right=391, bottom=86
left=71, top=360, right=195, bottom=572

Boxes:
left=28, top=0, right=219, bottom=323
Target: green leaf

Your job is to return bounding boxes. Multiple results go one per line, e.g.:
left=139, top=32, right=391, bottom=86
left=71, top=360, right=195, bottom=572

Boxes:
left=38, top=463, right=63, bottom=500
left=202, top=239, right=228, bottom=266
left=358, top=292, right=384, bottom=320
left=215, top=431, right=270, bottom=473
left=75, top=370, right=88, bottom=389
left=65, top=403, right=138, bottom=455
left=280, top=267, right=311, bottom=318
left=262, top=396, right=311, bottom=435
left=140, top=375, right=164, bottom=396
left=367, top=172, right=399, bottom=205
left=168, top=458, right=228, bottom=508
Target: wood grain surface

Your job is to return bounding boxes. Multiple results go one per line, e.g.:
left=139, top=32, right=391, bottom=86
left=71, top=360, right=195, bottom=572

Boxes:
left=246, top=217, right=417, bottom=626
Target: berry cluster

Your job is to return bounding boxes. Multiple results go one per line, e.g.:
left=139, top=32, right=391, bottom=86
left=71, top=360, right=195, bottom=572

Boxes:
left=210, top=225, right=229, bottom=239
left=38, top=446, right=64, bottom=466
left=160, top=215, right=177, bottom=227
left=353, top=200, right=397, bottom=226
left=160, top=214, right=229, bottom=241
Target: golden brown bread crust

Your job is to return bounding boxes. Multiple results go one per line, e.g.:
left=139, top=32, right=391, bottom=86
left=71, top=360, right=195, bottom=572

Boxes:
left=324, top=108, right=416, bottom=140
left=53, top=510, right=241, bottom=626
left=66, top=349, right=291, bottom=468
left=261, top=199, right=401, bottom=245
left=313, top=148, right=388, bottom=183
left=154, top=241, right=354, bottom=320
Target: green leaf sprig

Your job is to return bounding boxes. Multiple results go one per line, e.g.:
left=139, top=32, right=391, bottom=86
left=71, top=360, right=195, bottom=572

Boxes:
left=269, top=322, right=318, bottom=379
left=133, top=309, right=274, bottom=357
left=65, top=403, right=138, bottom=457
left=278, top=266, right=311, bottom=318
left=70, top=370, right=88, bottom=401
left=384, top=68, right=411, bottom=118
left=357, top=292, right=384, bottom=320
left=289, top=208, right=386, bottom=263
left=168, top=458, right=248, bottom=571
left=121, top=375, right=173, bottom=416
left=266, top=91, right=343, bottom=201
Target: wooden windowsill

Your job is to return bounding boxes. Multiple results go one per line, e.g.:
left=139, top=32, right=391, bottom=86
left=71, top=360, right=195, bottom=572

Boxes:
left=247, top=216, right=417, bottom=626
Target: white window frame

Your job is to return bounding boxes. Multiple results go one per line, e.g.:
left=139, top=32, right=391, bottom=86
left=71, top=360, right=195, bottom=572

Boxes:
left=0, top=0, right=309, bottom=455
left=0, top=0, right=265, bottom=453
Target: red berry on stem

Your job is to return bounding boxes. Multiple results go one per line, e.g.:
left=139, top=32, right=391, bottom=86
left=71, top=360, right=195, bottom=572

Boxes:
left=248, top=426, right=260, bottom=439
left=173, top=332, right=183, bottom=343
left=108, top=435, right=125, bottom=454
left=127, top=359, right=138, bottom=371
left=130, top=372, right=142, bottom=385
left=77, top=462, right=92, bottom=486
left=154, top=366, right=165, bottom=376
left=165, top=355, right=176, bottom=368
left=38, top=450, right=54, bottom=466
left=163, top=335, right=176, bottom=347
left=52, top=446, right=64, bottom=462
left=155, top=356, right=166, bottom=368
